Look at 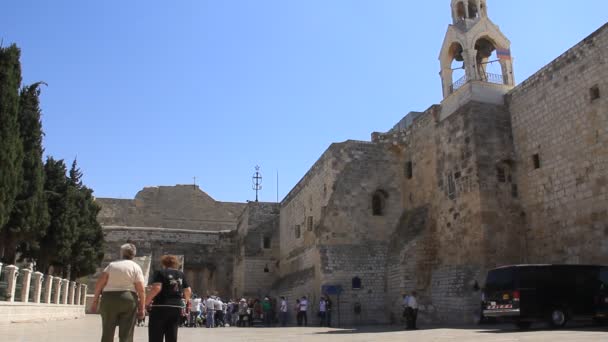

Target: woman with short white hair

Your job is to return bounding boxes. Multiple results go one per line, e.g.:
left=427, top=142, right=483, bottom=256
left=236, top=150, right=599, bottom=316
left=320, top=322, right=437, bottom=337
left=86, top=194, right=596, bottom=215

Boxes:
left=92, top=243, right=146, bottom=342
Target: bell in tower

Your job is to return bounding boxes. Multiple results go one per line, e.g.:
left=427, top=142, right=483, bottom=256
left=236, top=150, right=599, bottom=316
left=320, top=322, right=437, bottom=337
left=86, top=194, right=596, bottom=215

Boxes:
left=438, top=0, right=515, bottom=120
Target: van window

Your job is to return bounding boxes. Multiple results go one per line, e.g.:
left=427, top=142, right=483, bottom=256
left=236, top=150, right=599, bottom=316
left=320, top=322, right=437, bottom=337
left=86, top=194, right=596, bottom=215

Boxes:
left=518, top=267, right=552, bottom=288
left=486, top=268, right=515, bottom=291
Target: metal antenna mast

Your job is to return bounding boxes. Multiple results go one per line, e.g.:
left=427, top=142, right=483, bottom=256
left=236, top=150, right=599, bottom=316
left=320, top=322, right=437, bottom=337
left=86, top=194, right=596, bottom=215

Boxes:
left=252, top=165, right=262, bottom=202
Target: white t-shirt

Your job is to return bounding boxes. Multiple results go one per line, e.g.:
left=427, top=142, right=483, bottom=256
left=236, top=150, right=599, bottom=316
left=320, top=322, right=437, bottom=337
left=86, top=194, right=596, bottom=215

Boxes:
left=319, top=300, right=326, bottom=312
left=408, top=296, right=418, bottom=309
left=300, top=299, right=308, bottom=311
left=191, top=298, right=202, bottom=312
left=206, top=297, right=216, bottom=311
left=103, top=259, right=144, bottom=293
left=280, top=300, right=287, bottom=312
left=214, top=298, right=223, bottom=311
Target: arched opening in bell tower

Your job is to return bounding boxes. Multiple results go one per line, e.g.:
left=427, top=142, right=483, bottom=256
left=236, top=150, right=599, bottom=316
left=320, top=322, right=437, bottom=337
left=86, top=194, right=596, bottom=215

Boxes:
left=474, top=37, right=503, bottom=84
left=468, top=1, right=479, bottom=19
left=449, top=42, right=466, bottom=92
left=455, top=2, right=466, bottom=20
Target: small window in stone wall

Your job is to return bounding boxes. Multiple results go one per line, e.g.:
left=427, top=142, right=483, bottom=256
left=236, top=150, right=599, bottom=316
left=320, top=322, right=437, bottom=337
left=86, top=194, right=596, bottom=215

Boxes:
left=352, top=276, right=362, bottom=290
left=405, top=161, right=413, bottom=179
left=295, top=225, right=301, bottom=239
left=372, top=190, right=388, bottom=216
left=511, top=184, right=519, bottom=198
left=307, top=216, right=313, bottom=231
left=590, top=85, right=600, bottom=101
left=447, top=173, right=456, bottom=199
left=263, top=236, right=271, bottom=249
left=497, top=167, right=506, bottom=183
left=532, top=154, right=541, bottom=169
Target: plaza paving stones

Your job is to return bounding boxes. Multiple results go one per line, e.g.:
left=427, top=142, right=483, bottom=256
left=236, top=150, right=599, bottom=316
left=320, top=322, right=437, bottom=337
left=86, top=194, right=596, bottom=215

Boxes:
left=1, top=315, right=607, bottom=341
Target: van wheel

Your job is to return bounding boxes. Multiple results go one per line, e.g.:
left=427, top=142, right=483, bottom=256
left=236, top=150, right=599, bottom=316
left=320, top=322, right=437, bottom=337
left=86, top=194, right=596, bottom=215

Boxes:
left=515, top=321, right=532, bottom=330
left=549, top=309, right=567, bottom=328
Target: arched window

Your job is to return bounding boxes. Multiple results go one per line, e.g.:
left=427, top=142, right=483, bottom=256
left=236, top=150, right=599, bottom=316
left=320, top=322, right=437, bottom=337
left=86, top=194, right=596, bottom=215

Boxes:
left=352, top=276, right=362, bottom=290
left=456, top=2, right=466, bottom=20
left=475, top=37, right=502, bottom=83
left=468, top=1, right=479, bottom=18
left=372, top=190, right=388, bottom=216
left=449, top=42, right=466, bottom=93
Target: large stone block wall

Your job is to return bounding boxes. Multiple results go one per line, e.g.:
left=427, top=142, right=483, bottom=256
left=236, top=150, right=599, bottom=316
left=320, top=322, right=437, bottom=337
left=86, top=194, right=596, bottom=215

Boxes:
left=103, top=227, right=236, bottom=296
left=97, top=185, right=245, bottom=231
left=508, top=23, right=608, bottom=264
left=375, top=101, right=525, bottom=325
left=233, top=202, right=280, bottom=298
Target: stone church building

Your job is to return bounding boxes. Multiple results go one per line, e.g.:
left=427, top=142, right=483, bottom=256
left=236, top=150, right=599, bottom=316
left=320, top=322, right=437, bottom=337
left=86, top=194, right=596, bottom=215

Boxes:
left=96, top=0, right=607, bottom=325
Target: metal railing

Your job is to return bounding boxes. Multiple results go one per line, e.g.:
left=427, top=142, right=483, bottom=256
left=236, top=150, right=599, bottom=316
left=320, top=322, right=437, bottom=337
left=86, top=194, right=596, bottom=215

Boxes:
left=450, top=72, right=505, bottom=94
left=450, top=75, right=468, bottom=93
left=0, top=263, right=87, bottom=305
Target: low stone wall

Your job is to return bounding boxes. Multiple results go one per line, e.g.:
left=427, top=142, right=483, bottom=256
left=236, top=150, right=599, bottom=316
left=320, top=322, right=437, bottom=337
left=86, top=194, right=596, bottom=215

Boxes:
left=0, top=302, right=85, bottom=325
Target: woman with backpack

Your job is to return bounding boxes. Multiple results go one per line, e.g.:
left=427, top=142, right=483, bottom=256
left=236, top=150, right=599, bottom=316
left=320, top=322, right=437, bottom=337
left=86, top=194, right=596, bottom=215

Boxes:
left=145, top=255, right=192, bottom=342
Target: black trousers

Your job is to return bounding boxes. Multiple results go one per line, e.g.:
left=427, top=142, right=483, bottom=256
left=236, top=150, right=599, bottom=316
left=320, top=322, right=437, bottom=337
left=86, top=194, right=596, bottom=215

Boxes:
left=297, top=311, right=307, bottom=326
left=149, top=307, right=181, bottom=342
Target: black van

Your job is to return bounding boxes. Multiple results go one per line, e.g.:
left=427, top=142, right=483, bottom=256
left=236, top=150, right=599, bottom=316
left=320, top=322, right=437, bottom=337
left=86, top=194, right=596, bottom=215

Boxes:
left=482, top=264, right=608, bottom=329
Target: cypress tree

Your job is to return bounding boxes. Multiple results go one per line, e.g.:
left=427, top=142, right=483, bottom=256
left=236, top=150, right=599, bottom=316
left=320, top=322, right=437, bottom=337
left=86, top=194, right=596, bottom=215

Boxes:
left=3, top=83, right=49, bottom=264
left=0, top=44, right=24, bottom=261
left=67, top=160, right=104, bottom=279
left=37, top=157, right=74, bottom=275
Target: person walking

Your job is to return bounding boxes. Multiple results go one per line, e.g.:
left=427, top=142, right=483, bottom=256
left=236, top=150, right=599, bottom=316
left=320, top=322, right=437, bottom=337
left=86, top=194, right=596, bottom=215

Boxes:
left=231, top=299, right=239, bottom=326
left=402, top=293, right=412, bottom=329
left=279, top=296, right=288, bottom=327
left=189, top=295, right=201, bottom=327
left=92, top=243, right=146, bottom=342
left=205, top=295, right=216, bottom=328
left=238, top=298, right=248, bottom=327
left=145, top=255, right=192, bottom=342
left=214, top=296, right=224, bottom=327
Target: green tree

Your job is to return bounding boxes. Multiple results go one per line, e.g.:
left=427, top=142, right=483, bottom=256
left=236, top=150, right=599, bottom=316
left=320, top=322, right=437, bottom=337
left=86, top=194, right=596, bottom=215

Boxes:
left=0, top=44, right=24, bottom=261
left=37, top=157, right=75, bottom=275
left=3, top=83, right=50, bottom=264
left=68, top=161, right=104, bottom=279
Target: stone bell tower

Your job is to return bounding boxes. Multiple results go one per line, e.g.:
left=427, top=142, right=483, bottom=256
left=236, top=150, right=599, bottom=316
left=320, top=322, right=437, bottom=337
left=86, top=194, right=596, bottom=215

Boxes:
left=438, top=0, right=515, bottom=119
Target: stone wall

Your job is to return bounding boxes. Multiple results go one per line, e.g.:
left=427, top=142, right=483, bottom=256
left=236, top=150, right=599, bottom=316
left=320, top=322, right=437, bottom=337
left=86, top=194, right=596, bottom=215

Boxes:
left=508, top=23, right=608, bottom=265
left=233, top=202, right=280, bottom=298
left=97, top=185, right=245, bottom=231
left=103, top=226, right=236, bottom=296
left=373, top=101, right=526, bottom=325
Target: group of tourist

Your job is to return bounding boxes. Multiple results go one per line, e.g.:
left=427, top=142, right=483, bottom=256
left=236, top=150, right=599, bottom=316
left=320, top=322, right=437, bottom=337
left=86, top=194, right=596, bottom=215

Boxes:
left=92, top=243, right=418, bottom=342
left=179, top=294, right=333, bottom=329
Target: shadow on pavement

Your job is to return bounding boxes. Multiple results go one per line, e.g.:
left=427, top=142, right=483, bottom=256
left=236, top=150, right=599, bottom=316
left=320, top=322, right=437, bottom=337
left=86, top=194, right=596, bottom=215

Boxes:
left=312, top=322, right=608, bottom=335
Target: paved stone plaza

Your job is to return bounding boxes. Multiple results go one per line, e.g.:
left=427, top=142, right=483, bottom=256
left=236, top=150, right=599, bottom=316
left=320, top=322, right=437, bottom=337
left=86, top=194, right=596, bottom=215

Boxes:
left=2, top=315, right=607, bottom=341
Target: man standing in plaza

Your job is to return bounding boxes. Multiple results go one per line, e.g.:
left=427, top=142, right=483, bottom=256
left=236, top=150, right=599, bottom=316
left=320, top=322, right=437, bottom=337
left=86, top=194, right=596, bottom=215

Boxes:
left=279, top=296, right=288, bottom=326
left=318, top=296, right=327, bottom=326
left=324, top=294, right=333, bottom=327
left=406, top=291, right=419, bottom=330
left=299, top=296, right=309, bottom=326
left=205, top=295, right=215, bottom=328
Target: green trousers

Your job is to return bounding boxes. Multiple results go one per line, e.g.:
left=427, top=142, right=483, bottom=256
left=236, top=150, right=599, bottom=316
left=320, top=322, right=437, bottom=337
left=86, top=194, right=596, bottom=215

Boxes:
left=100, top=291, right=138, bottom=342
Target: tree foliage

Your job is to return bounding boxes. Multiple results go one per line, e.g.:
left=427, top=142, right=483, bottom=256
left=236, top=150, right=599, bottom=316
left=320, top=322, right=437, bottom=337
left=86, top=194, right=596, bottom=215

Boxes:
left=0, top=43, right=104, bottom=278
left=0, top=45, right=24, bottom=236
left=3, top=83, right=50, bottom=264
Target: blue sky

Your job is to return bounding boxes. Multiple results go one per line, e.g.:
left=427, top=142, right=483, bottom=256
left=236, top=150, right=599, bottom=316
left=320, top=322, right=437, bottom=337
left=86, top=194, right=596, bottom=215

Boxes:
left=2, top=1, right=607, bottom=202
